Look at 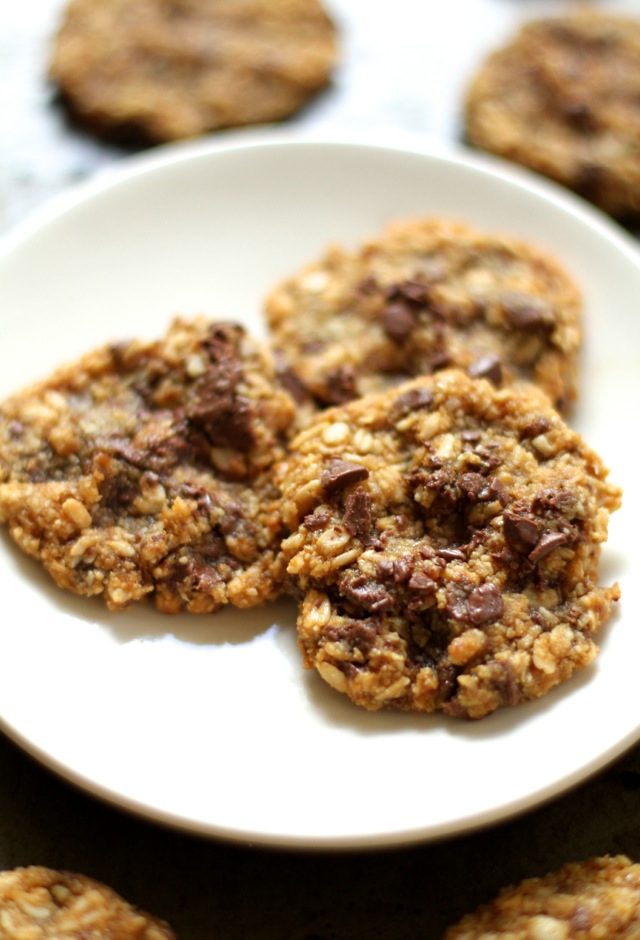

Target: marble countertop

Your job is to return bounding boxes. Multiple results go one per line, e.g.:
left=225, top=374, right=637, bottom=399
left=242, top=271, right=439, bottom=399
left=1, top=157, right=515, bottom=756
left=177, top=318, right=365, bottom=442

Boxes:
left=2, top=2, right=640, bottom=938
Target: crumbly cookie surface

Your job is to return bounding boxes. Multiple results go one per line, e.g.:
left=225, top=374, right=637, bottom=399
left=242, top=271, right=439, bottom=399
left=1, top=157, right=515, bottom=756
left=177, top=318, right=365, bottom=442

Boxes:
left=277, top=370, right=621, bottom=719
left=464, top=12, right=640, bottom=219
left=445, top=855, right=640, bottom=939
left=0, top=318, right=295, bottom=613
left=265, top=219, right=582, bottom=414
left=0, top=866, right=175, bottom=939
left=49, top=0, right=338, bottom=144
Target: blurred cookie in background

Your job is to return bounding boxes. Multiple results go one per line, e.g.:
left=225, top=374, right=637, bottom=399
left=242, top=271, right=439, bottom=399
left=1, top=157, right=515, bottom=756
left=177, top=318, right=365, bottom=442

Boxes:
left=464, top=12, right=640, bottom=221
left=445, top=855, right=640, bottom=938
left=0, top=866, right=176, bottom=938
left=265, top=217, right=583, bottom=415
left=48, top=0, right=338, bottom=146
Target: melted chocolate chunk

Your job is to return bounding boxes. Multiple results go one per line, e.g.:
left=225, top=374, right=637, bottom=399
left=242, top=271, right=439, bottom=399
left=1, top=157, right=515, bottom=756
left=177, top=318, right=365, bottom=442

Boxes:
left=529, top=530, right=569, bottom=563
left=321, top=457, right=369, bottom=496
left=398, top=279, right=431, bottom=304
left=446, top=581, right=503, bottom=624
left=184, top=324, right=255, bottom=452
left=503, top=510, right=541, bottom=552
left=343, top=485, right=372, bottom=541
left=407, top=570, right=437, bottom=593
left=273, top=354, right=309, bottom=404
left=459, top=472, right=485, bottom=502
left=394, top=555, right=414, bottom=583
left=383, top=301, right=418, bottom=341
left=323, top=365, right=357, bottom=404
left=186, top=390, right=253, bottom=451
left=338, top=575, right=393, bottom=613
left=303, top=507, right=332, bottom=531
left=563, top=100, right=597, bottom=133
left=487, top=478, right=509, bottom=506
left=325, top=617, right=379, bottom=655
left=468, top=354, right=503, bottom=386
left=487, top=660, right=520, bottom=708
left=520, top=416, right=553, bottom=440
left=467, top=583, right=504, bottom=625
left=421, top=466, right=459, bottom=511
left=501, top=292, right=553, bottom=330
left=391, top=386, right=434, bottom=421
left=437, top=547, right=467, bottom=562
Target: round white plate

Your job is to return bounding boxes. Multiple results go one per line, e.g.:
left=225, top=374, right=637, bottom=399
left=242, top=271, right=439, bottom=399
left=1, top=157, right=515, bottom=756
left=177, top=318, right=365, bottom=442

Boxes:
left=0, top=130, right=638, bottom=849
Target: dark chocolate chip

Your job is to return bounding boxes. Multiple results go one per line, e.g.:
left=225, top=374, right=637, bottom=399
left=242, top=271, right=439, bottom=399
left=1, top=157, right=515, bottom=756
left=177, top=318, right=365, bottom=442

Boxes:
left=529, top=530, right=569, bottom=563
left=468, top=354, right=503, bottom=386
left=339, top=575, right=393, bottom=613
left=563, top=100, right=596, bottom=133
left=383, top=301, right=418, bottom=341
left=501, top=292, right=553, bottom=330
left=430, top=349, right=452, bottom=371
left=520, top=416, right=553, bottom=440
left=570, top=906, right=592, bottom=933
left=303, top=508, right=332, bottom=531
left=186, top=390, right=254, bottom=452
left=183, top=324, right=256, bottom=452
left=321, top=457, right=369, bottom=496
left=274, top=353, right=309, bottom=404
left=343, top=485, right=372, bottom=541
left=398, top=279, right=430, bottom=304
left=438, top=547, right=467, bottom=562
left=357, top=276, right=380, bottom=296
left=467, top=583, right=504, bottom=625
left=323, top=365, right=357, bottom=405
left=392, top=555, right=414, bottom=583
left=391, top=386, right=434, bottom=421
left=503, top=510, right=541, bottom=552
left=408, top=570, right=437, bottom=594
left=376, top=558, right=396, bottom=580
left=487, top=478, right=509, bottom=506
left=459, top=472, right=485, bottom=502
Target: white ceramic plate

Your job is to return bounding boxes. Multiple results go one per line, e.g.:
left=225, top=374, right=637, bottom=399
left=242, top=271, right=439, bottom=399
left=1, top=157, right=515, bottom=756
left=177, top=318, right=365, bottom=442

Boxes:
left=1, top=130, right=638, bottom=849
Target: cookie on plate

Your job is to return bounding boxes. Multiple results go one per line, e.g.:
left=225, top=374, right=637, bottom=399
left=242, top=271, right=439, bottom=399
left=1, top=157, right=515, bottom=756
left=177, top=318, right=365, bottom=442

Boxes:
left=277, top=370, right=621, bottom=719
left=265, top=218, right=582, bottom=414
left=0, top=318, right=296, bottom=613
left=445, top=855, right=640, bottom=938
left=49, top=0, right=338, bottom=145
left=464, top=12, right=640, bottom=220
left=0, top=866, right=175, bottom=938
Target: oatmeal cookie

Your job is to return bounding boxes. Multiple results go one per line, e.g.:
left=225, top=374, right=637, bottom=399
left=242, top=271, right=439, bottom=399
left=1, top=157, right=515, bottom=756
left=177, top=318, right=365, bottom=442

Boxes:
left=277, top=370, right=621, bottom=719
left=464, top=12, right=640, bottom=219
left=445, top=855, right=640, bottom=938
left=0, top=866, right=175, bottom=938
left=265, top=219, right=582, bottom=414
left=0, top=317, right=296, bottom=613
left=49, top=0, right=338, bottom=145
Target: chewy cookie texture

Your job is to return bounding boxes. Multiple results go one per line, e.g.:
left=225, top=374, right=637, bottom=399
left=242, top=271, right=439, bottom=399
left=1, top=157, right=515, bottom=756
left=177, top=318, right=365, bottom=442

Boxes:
left=265, top=218, right=582, bottom=414
left=0, top=866, right=175, bottom=939
left=444, top=855, right=640, bottom=939
left=0, top=318, right=295, bottom=613
left=48, top=0, right=338, bottom=145
left=464, top=11, right=640, bottom=220
left=277, top=370, right=621, bottom=719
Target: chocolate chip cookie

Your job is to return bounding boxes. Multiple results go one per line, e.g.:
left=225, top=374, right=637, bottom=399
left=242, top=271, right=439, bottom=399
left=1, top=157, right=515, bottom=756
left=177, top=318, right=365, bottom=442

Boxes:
left=0, top=866, right=175, bottom=939
left=49, top=0, right=338, bottom=145
left=445, top=855, right=640, bottom=938
left=265, top=218, right=582, bottom=414
left=277, top=370, right=621, bottom=719
left=464, top=12, right=640, bottom=219
left=0, top=318, right=296, bottom=613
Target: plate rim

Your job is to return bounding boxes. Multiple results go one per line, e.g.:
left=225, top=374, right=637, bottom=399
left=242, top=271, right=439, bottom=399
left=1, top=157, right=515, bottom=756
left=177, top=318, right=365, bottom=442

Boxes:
left=1, top=126, right=638, bottom=849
